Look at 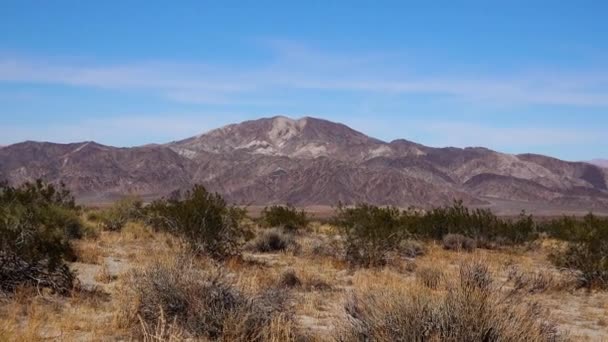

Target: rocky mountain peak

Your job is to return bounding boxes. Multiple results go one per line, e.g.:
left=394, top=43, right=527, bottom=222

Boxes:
left=1, top=117, right=607, bottom=212
left=169, top=115, right=387, bottom=161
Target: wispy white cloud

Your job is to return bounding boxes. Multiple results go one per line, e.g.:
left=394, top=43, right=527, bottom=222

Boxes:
left=345, top=117, right=605, bottom=151
left=0, top=114, right=250, bottom=146
left=1, top=41, right=608, bottom=106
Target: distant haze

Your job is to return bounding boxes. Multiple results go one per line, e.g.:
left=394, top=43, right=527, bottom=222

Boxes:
left=591, top=159, right=608, bottom=168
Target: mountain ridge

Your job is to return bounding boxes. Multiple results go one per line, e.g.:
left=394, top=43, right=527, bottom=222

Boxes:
left=1, top=116, right=607, bottom=213
left=590, top=159, right=608, bottom=168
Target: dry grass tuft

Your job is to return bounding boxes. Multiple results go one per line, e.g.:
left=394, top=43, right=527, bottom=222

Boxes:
left=247, top=229, right=300, bottom=254
left=73, top=240, right=104, bottom=264
left=442, top=233, right=477, bottom=252
left=340, top=260, right=566, bottom=341
left=115, top=255, right=295, bottom=341
left=417, top=266, right=444, bottom=289
left=94, top=262, right=117, bottom=284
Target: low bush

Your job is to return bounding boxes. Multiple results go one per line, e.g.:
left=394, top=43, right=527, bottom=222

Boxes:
left=260, top=204, right=309, bottom=233
left=333, top=201, right=541, bottom=268
left=340, top=260, right=564, bottom=341
left=247, top=229, right=299, bottom=253
left=548, top=213, right=608, bottom=289
left=334, top=204, right=411, bottom=267
left=415, top=201, right=537, bottom=246
left=99, top=196, right=143, bottom=231
left=507, top=267, right=557, bottom=294
left=146, top=185, right=246, bottom=260
left=0, top=180, right=81, bottom=294
left=442, top=233, right=476, bottom=252
left=119, top=257, right=292, bottom=341
left=278, top=269, right=302, bottom=288
left=397, top=239, right=427, bottom=258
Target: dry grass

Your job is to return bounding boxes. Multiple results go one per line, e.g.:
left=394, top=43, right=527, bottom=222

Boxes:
left=1, top=221, right=607, bottom=340
left=339, top=260, right=565, bottom=341
left=73, top=240, right=105, bottom=265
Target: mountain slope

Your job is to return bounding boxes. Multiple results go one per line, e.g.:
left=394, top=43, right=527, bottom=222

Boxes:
left=1, top=116, right=607, bottom=211
left=591, top=159, right=608, bottom=168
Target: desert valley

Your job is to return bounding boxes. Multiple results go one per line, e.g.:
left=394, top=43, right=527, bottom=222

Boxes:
left=2, top=2, right=608, bottom=341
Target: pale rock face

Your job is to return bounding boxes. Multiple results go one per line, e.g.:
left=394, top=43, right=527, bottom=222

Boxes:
left=267, top=116, right=306, bottom=147
left=368, top=145, right=392, bottom=158
left=291, top=143, right=328, bottom=158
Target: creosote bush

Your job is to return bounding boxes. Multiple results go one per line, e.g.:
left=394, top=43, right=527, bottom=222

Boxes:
left=334, top=204, right=412, bottom=267
left=0, top=180, right=81, bottom=294
left=415, top=201, right=537, bottom=246
left=260, top=204, right=309, bottom=233
left=334, top=201, right=544, bottom=268
left=99, top=195, right=143, bottom=231
left=146, top=185, right=246, bottom=260
left=340, top=260, right=565, bottom=341
left=548, top=213, right=608, bottom=289
left=118, top=257, right=292, bottom=341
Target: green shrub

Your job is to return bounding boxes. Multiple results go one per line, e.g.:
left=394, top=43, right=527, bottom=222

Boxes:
left=260, top=204, right=308, bottom=232
left=334, top=204, right=412, bottom=267
left=0, top=180, right=81, bottom=294
left=99, top=196, right=143, bottom=231
left=415, top=201, right=537, bottom=246
left=548, top=213, right=608, bottom=289
left=146, top=185, right=246, bottom=260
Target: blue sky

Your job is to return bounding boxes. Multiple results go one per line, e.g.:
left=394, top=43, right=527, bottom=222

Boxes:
left=1, top=1, right=607, bottom=161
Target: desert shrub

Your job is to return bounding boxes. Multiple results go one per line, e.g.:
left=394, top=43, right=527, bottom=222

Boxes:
left=0, top=252, right=75, bottom=295
left=260, top=204, right=308, bottom=233
left=309, top=236, right=344, bottom=259
left=85, top=209, right=102, bottom=222
left=99, top=196, right=143, bottom=231
left=119, top=257, right=291, bottom=341
left=334, top=204, right=411, bottom=267
left=278, top=269, right=302, bottom=288
left=548, top=213, right=608, bottom=289
left=247, top=228, right=299, bottom=253
left=146, top=185, right=246, bottom=260
left=507, top=267, right=557, bottom=294
left=415, top=201, right=537, bottom=246
left=339, top=260, right=564, bottom=341
left=442, top=233, right=476, bottom=252
left=397, top=239, right=427, bottom=258
left=417, top=266, right=443, bottom=289
left=0, top=180, right=81, bottom=294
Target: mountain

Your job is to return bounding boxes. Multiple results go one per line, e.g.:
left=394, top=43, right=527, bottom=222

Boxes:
left=1, top=116, right=607, bottom=213
left=590, top=159, right=608, bottom=168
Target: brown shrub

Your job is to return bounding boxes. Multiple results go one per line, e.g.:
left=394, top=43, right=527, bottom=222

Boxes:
left=507, top=267, right=558, bottom=294
left=417, top=266, right=443, bottom=289
left=117, top=257, right=293, bottom=341
left=278, top=269, right=302, bottom=288
left=339, top=260, right=565, bottom=341
left=398, top=239, right=427, bottom=258
left=442, top=233, right=476, bottom=252
left=247, top=229, right=300, bottom=253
